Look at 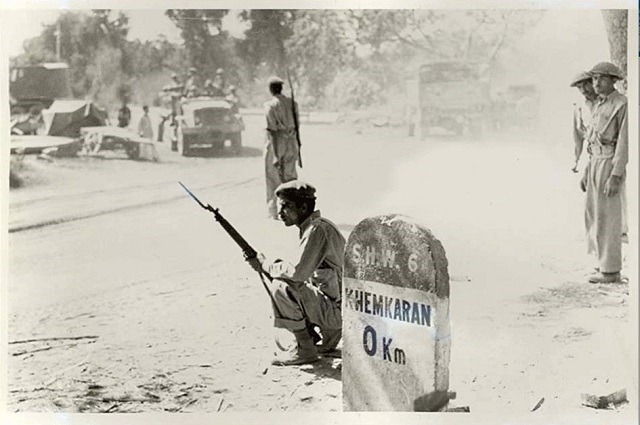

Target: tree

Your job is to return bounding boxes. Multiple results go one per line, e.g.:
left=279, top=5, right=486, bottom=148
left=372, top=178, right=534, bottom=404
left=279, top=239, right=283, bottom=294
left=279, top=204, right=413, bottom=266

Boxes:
left=601, top=9, right=627, bottom=81
left=285, top=10, right=357, bottom=105
left=166, top=9, right=231, bottom=76
left=237, top=9, right=295, bottom=78
left=348, top=10, right=545, bottom=67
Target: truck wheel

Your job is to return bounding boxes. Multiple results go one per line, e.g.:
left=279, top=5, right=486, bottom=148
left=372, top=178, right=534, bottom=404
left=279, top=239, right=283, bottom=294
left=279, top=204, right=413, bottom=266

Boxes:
left=125, top=143, right=140, bottom=160
left=230, top=133, right=242, bottom=155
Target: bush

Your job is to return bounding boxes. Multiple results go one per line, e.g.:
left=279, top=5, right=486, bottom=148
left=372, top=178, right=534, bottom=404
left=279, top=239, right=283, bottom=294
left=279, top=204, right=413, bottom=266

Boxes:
left=9, top=156, right=26, bottom=189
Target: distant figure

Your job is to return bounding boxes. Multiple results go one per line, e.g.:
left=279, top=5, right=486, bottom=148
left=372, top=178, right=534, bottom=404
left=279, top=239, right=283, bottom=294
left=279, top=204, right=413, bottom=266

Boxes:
left=205, top=79, right=225, bottom=97
left=226, top=85, right=241, bottom=114
left=581, top=62, right=628, bottom=284
left=138, top=105, right=154, bottom=140
left=570, top=71, right=597, bottom=173
left=117, top=102, right=131, bottom=128
left=263, top=76, right=300, bottom=220
left=184, top=67, right=201, bottom=98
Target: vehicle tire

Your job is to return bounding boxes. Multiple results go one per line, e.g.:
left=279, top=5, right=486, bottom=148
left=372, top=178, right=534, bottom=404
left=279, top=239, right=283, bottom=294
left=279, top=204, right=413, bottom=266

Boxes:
left=125, top=142, right=140, bottom=160
left=230, top=132, right=242, bottom=155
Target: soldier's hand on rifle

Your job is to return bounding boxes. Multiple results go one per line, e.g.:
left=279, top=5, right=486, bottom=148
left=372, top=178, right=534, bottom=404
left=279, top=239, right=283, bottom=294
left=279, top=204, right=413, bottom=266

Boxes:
left=246, top=252, right=266, bottom=273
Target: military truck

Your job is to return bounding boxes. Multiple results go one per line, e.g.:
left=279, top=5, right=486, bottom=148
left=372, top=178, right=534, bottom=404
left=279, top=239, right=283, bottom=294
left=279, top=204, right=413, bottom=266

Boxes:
left=10, top=63, right=72, bottom=114
left=164, top=97, right=244, bottom=157
left=10, top=62, right=107, bottom=138
left=408, top=61, right=491, bottom=138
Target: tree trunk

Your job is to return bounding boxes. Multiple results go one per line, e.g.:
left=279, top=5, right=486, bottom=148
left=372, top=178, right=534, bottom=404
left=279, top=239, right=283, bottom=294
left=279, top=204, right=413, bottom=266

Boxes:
left=601, top=9, right=627, bottom=92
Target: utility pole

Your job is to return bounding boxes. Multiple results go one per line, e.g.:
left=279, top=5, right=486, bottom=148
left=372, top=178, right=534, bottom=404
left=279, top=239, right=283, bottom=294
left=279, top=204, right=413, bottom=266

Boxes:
left=55, top=21, right=61, bottom=61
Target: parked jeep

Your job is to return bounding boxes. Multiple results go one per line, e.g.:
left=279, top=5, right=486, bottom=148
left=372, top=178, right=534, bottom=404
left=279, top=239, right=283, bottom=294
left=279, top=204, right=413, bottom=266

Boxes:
left=164, top=97, right=244, bottom=157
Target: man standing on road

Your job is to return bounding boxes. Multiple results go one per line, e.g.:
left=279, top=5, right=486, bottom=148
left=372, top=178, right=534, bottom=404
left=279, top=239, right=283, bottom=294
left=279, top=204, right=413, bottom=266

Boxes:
left=581, top=62, right=628, bottom=284
left=570, top=71, right=598, bottom=173
left=264, top=76, right=300, bottom=220
left=117, top=101, right=131, bottom=128
left=247, top=181, right=344, bottom=366
left=138, top=105, right=154, bottom=140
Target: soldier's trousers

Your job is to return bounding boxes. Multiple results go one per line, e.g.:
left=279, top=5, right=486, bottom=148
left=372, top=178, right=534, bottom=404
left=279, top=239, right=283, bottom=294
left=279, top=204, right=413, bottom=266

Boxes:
left=264, top=135, right=298, bottom=219
left=584, top=157, right=624, bottom=273
left=270, top=279, right=342, bottom=333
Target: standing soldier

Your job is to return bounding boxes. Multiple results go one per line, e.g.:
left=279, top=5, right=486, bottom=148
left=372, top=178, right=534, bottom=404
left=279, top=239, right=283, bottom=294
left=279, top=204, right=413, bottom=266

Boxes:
left=138, top=105, right=154, bottom=140
left=247, top=180, right=344, bottom=366
left=263, top=76, right=301, bottom=220
left=581, top=62, right=627, bottom=284
left=570, top=71, right=598, bottom=172
left=184, top=67, right=201, bottom=98
left=117, top=101, right=131, bottom=128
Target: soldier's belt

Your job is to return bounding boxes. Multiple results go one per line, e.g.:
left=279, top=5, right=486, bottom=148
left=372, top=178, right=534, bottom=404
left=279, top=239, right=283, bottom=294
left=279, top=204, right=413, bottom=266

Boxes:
left=588, top=143, right=616, bottom=158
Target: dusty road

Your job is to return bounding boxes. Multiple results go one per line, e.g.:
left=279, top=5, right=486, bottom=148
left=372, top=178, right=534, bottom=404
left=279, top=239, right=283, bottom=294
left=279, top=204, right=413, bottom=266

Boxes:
left=5, top=113, right=636, bottom=421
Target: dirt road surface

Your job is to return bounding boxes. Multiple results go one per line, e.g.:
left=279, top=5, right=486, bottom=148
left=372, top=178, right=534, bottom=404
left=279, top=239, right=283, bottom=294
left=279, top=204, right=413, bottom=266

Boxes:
left=5, top=113, right=636, bottom=423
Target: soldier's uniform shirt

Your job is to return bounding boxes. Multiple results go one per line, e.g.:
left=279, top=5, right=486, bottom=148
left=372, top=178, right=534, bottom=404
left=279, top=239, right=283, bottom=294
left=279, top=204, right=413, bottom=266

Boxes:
left=573, top=97, right=596, bottom=163
left=264, top=211, right=345, bottom=332
left=583, top=89, right=628, bottom=273
left=263, top=94, right=300, bottom=218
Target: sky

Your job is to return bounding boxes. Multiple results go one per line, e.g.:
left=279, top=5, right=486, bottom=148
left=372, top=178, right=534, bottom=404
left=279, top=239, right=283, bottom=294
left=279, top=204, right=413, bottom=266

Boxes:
left=1, top=9, right=250, bottom=58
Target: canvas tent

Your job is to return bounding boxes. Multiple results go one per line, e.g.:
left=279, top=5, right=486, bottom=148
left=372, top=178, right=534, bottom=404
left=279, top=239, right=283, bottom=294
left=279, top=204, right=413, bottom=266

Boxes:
left=43, top=100, right=108, bottom=138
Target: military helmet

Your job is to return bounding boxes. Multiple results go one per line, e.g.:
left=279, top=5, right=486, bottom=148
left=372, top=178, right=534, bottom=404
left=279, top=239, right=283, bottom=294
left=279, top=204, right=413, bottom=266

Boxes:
left=570, top=71, right=591, bottom=87
left=589, top=62, right=624, bottom=79
left=228, top=85, right=237, bottom=92
left=268, top=76, right=284, bottom=85
left=189, top=67, right=197, bottom=74
left=216, top=68, right=224, bottom=75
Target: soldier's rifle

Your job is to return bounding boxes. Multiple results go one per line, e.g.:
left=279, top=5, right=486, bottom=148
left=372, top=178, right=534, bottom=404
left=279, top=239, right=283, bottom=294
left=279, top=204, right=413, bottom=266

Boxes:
left=179, top=182, right=322, bottom=346
left=179, top=182, right=283, bottom=317
left=286, top=71, right=303, bottom=168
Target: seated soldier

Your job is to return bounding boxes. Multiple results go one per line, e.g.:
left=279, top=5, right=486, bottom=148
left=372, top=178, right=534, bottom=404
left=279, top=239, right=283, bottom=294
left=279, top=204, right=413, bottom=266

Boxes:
left=247, top=180, right=345, bottom=366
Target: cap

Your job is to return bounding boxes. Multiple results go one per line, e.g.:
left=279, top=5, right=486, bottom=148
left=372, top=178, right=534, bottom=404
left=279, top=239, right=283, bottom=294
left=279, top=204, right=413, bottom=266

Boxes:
left=216, top=68, right=224, bottom=75
left=189, top=67, right=197, bottom=73
left=228, top=85, right=237, bottom=92
left=268, top=76, right=284, bottom=85
left=275, top=180, right=316, bottom=201
left=588, top=62, right=624, bottom=79
left=570, top=71, right=591, bottom=87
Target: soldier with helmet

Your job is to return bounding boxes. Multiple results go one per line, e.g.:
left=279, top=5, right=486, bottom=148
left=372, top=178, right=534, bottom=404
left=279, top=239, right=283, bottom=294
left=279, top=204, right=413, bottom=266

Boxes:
left=580, top=62, right=628, bottom=284
left=184, top=67, right=201, bottom=98
left=570, top=71, right=598, bottom=172
left=263, top=76, right=301, bottom=219
left=247, top=180, right=345, bottom=366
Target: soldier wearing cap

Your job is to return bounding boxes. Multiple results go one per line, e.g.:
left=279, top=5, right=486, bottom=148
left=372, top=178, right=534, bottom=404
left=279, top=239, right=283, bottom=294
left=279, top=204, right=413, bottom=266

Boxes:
left=581, top=62, right=627, bottom=283
left=184, top=67, right=201, bottom=98
left=570, top=71, right=598, bottom=172
left=247, top=180, right=345, bottom=366
left=263, top=76, right=301, bottom=219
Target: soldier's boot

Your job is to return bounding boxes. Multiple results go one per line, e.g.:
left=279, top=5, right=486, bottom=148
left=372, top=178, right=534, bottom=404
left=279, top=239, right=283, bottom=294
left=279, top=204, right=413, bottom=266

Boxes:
left=317, top=328, right=342, bottom=357
left=271, top=329, right=319, bottom=366
left=588, top=272, right=621, bottom=284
